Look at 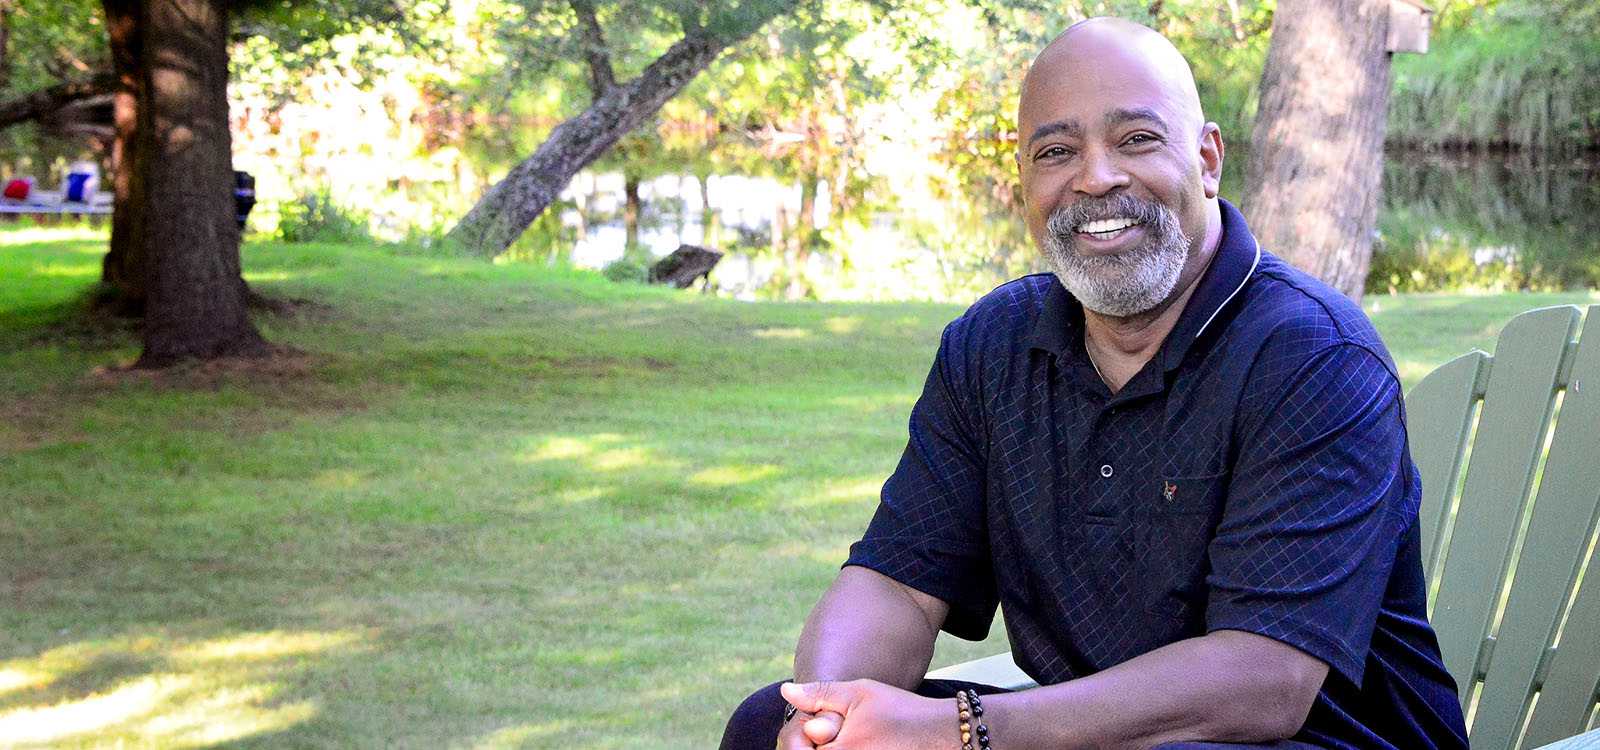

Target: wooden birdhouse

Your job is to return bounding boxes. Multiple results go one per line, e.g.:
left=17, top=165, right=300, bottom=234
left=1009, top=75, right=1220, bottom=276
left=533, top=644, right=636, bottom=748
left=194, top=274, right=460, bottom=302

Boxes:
left=1388, top=0, right=1432, bottom=54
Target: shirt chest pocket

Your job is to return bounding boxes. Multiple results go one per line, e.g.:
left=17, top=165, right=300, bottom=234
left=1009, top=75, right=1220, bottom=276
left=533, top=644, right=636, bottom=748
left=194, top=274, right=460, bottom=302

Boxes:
left=1139, top=472, right=1228, bottom=623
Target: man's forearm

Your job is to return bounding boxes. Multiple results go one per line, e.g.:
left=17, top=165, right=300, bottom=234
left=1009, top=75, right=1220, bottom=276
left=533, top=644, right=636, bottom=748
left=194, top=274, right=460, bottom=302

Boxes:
left=981, top=629, right=1328, bottom=749
left=794, top=566, right=947, bottom=689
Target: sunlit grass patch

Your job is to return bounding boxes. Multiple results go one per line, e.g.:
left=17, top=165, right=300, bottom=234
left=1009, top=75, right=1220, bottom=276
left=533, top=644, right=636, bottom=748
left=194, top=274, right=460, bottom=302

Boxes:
left=0, top=630, right=366, bottom=749
left=0, top=225, right=108, bottom=245
left=28, top=263, right=99, bottom=278
left=751, top=326, right=811, bottom=339
left=688, top=464, right=782, bottom=486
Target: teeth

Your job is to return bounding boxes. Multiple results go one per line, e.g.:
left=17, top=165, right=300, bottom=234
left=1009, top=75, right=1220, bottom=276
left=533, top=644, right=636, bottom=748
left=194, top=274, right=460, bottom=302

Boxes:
left=1079, top=218, right=1139, bottom=234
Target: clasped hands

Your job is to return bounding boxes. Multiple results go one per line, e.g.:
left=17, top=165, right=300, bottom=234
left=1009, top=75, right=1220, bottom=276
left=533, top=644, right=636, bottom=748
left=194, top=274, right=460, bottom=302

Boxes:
left=776, top=679, right=963, bottom=750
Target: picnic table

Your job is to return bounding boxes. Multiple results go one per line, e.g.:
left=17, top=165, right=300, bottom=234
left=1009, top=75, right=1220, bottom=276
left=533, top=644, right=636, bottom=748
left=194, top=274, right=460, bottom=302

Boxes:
left=0, top=190, right=113, bottom=216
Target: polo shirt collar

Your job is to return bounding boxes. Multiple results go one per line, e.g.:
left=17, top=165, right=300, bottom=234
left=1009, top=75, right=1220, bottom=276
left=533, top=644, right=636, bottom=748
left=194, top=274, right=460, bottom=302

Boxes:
left=1025, top=197, right=1262, bottom=373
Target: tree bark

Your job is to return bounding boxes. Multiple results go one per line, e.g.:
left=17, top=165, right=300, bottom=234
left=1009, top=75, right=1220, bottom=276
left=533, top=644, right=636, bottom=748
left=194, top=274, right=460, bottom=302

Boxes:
left=1241, top=0, right=1392, bottom=300
left=570, top=0, right=614, bottom=99
left=623, top=171, right=641, bottom=252
left=0, top=0, right=12, bottom=91
left=99, top=0, right=144, bottom=313
left=442, top=2, right=796, bottom=258
left=787, top=175, right=817, bottom=299
left=134, top=0, right=265, bottom=366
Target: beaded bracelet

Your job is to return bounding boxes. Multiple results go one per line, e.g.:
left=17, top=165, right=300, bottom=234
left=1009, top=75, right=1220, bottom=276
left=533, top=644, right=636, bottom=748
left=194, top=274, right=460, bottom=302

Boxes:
left=954, top=688, right=992, bottom=750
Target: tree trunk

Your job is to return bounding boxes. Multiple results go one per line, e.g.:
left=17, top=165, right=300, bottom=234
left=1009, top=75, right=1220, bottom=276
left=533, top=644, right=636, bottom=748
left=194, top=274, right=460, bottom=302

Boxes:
left=99, top=0, right=144, bottom=313
left=623, top=172, right=641, bottom=253
left=0, top=0, right=12, bottom=91
left=442, top=2, right=796, bottom=258
left=134, top=0, right=265, bottom=367
left=1241, top=0, right=1392, bottom=300
left=786, top=175, right=817, bottom=299
left=798, top=176, right=818, bottom=248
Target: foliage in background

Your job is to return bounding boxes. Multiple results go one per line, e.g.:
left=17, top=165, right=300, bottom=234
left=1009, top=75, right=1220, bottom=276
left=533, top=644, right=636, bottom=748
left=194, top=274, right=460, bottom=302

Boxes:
left=601, top=256, right=652, bottom=284
left=278, top=189, right=374, bottom=244
left=0, top=0, right=108, bottom=185
left=1389, top=0, right=1600, bottom=153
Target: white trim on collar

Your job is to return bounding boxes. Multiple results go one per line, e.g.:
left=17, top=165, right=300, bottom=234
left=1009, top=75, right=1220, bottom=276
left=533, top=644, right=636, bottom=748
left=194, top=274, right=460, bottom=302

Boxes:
left=1193, top=239, right=1262, bottom=341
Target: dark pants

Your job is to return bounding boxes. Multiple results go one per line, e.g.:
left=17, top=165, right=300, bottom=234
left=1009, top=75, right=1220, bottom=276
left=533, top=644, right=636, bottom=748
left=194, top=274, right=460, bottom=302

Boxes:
left=720, top=678, right=1322, bottom=749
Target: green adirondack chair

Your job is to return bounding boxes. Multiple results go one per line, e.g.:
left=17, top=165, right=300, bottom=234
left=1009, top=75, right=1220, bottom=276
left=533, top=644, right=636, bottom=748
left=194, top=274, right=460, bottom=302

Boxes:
left=927, top=305, right=1600, bottom=750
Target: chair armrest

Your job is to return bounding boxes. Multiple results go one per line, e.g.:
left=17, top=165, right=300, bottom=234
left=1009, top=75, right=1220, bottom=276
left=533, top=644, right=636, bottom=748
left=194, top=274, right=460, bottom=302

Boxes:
left=925, top=651, right=1038, bottom=690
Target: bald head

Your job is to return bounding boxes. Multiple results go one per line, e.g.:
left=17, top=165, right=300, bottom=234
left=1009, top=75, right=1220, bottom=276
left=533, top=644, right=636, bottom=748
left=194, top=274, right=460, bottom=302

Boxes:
left=1019, top=17, right=1206, bottom=148
left=1012, top=17, right=1227, bottom=321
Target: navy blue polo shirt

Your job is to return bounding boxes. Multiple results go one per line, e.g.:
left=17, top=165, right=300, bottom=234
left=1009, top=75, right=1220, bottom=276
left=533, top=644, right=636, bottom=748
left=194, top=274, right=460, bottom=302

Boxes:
left=846, top=199, right=1468, bottom=748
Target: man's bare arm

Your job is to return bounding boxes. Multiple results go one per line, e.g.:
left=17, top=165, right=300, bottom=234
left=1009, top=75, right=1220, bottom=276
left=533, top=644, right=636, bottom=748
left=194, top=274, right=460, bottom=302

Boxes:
left=794, top=565, right=950, bottom=687
left=777, top=566, right=952, bottom=749
left=784, top=629, right=1326, bottom=749
left=982, top=629, right=1328, bottom=749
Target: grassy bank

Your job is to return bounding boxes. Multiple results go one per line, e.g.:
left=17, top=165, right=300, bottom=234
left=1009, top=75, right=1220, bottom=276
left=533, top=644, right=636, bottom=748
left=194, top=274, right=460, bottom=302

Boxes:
left=2, top=229, right=1595, bottom=748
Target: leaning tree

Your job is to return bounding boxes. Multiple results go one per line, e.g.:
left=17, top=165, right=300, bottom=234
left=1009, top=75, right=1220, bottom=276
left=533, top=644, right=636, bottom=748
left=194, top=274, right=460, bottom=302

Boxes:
left=442, top=0, right=801, bottom=258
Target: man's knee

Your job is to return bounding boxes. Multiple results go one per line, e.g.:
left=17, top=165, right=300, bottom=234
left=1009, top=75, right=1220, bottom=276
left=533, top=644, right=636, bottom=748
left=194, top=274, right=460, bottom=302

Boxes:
left=720, top=680, right=789, bottom=750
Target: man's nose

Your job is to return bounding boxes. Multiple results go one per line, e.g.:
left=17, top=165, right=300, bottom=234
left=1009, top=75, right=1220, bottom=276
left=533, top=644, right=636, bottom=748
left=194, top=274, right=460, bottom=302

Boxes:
left=1069, top=147, right=1129, bottom=196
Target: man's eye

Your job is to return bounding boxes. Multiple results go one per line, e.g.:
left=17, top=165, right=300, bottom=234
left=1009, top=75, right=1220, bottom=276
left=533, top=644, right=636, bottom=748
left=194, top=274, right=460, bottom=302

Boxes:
left=1035, top=146, right=1071, bottom=161
left=1124, top=133, right=1158, bottom=146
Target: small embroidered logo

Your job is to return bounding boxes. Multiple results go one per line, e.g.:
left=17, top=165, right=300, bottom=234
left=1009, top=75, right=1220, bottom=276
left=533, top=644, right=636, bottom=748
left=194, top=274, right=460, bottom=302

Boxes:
left=1163, top=481, right=1177, bottom=502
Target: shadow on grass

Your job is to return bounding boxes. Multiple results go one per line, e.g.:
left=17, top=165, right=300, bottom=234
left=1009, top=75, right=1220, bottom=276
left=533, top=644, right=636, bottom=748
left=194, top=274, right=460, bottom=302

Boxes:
left=0, top=288, right=138, bottom=352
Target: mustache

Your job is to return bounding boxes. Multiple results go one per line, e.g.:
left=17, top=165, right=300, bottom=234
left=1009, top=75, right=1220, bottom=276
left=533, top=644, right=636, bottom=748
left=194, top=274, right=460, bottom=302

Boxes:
left=1045, top=194, right=1173, bottom=238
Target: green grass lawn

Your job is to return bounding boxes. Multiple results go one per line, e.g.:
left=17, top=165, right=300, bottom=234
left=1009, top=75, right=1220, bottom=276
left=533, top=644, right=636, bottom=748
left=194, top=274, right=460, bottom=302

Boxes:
left=2, top=228, right=1595, bottom=748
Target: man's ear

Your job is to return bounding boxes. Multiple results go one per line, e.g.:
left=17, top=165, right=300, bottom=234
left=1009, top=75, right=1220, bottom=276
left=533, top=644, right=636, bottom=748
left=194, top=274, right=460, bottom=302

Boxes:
left=1199, top=122, right=1224, bottom=199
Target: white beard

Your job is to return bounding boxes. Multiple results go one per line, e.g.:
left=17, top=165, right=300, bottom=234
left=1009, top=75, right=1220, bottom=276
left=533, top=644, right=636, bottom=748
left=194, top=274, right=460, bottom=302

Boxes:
left=1041, top=202, right=1190, bottom=318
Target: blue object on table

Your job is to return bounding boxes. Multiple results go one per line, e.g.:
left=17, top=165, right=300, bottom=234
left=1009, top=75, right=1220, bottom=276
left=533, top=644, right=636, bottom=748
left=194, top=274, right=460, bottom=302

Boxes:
left=65, top=173, right=91, bottom=203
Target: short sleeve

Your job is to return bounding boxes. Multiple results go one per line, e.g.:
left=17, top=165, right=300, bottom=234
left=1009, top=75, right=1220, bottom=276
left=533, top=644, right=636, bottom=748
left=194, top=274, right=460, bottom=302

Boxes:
left=1205, top=343, right=1414, bottom=685
left=845, top=319, right=997, bottom=641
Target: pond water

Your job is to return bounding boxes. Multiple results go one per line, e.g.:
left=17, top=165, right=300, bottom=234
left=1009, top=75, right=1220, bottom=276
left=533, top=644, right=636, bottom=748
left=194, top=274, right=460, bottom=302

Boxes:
left=555, top=150, right=1600, bottom=299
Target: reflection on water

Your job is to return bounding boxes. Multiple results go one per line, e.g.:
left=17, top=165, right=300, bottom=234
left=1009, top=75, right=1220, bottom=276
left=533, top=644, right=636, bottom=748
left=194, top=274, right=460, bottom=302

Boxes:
left=557, top=172, right=836, bottom=299
left=559, top=151, right=1600, bottom=298
left=1375, top=152, right=1600, bottom=292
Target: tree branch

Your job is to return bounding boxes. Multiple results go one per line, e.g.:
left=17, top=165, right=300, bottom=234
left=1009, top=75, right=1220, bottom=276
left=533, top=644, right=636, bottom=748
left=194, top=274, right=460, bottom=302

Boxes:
left=569, top=0, right=614, bottom=99
left=0, top=73, right=116, bottom=130
left=0, top=0, right=15, bottom=91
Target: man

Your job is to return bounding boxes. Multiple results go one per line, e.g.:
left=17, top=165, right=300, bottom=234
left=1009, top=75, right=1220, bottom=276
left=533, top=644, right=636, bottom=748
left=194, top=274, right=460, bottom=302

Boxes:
left=721, top=17, right=1468, bottom=750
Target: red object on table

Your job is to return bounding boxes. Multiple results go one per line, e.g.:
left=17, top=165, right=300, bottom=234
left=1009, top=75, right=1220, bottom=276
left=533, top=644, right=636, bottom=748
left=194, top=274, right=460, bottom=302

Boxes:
left=3, top=179, right=29, bottom=200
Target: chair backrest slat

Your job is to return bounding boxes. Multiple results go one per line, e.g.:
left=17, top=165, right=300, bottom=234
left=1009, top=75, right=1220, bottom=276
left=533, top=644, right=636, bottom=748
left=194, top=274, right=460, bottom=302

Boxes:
left=1427, top=306, right=1580, bottom=709
left=1472, top=308, right=1600, bottom=749
left=1523, top=539, right=1600, bottom=746
left=1407, top=351, right=1489, bottom=579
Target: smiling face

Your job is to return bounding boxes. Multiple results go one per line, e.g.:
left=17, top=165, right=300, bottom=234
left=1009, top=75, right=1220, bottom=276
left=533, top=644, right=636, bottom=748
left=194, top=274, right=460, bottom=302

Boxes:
left=1018, top=19, right=1224, bottom=317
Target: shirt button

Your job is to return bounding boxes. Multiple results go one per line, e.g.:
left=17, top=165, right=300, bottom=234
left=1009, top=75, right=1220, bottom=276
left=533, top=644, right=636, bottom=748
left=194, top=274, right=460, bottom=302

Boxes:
left=1100, top=464, right=1113, bottom=478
